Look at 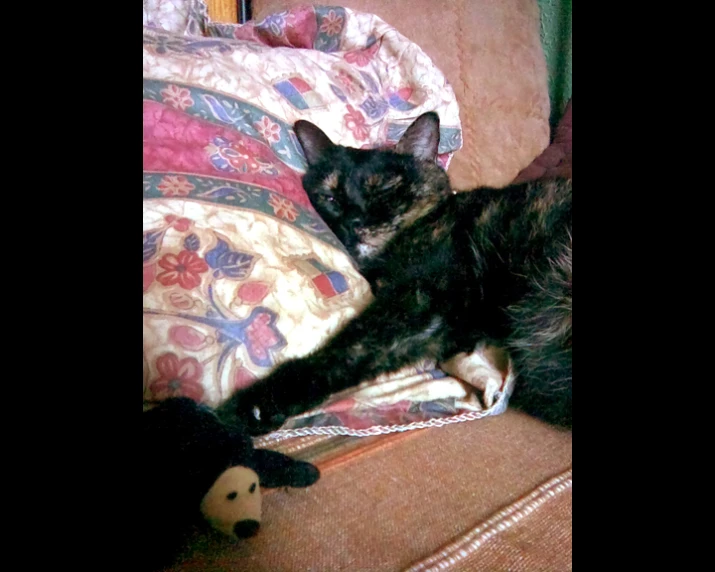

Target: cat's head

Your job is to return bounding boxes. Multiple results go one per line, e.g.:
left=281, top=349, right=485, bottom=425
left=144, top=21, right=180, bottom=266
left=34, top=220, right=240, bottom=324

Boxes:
left=294, top=112, right=452, bottom=266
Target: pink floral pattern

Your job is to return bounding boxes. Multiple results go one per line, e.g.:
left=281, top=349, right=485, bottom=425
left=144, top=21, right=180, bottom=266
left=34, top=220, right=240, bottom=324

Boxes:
left=205, top=137, right=260, bottom=173
left=254, top=116, right=281, bottom=144
left=344, top=41, right=380, bottom=67
left=156, top=250, right=209, bottom=290
left=267, top=194, right=299, bottom=222
left=236, top=282, right=270, bottom=305
left=149, top=352, right=205, bottom=402
left=319, top=10, right=343, bottom=36
left=336, top=70, right=363, bottom=97
left=164, top=291, right=196, bottom=310
left=143, top=100, right=310, bottom=207
left=164, top=215, right=192, bottom=231
left=143, top=264, right=156, bottom=293
left=344, top=105, right=369, bottom=140
left=160, top=84, right=194, bottom=111
left=156, top=175, right=195, bottom=197
left=244, top=313, right=282, bottom=362
left=169, top=325, right=212, bottom=351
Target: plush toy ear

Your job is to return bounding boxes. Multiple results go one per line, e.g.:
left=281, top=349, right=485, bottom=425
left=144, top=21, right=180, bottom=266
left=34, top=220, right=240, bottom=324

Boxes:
left=294, top=120, right=336, bottom=165
left=250, top=449, right=321, bottom=488
left=395, top=112, right=440, bottom=162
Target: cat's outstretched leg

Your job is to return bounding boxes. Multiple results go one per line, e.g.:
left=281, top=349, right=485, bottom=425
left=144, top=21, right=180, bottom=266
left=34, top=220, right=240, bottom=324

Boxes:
left=217, top=287, right=453, bottom=435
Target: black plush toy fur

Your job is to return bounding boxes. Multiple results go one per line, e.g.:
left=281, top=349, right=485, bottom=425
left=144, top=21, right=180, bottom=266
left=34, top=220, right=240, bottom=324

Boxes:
left=143, top=397, right=319, bottom=570
left=218, top=112, right=572, bottom=434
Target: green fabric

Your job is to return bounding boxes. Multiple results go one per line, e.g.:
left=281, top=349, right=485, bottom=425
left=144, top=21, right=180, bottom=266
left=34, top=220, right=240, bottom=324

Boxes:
left=538, top=0, right=572, bottom=129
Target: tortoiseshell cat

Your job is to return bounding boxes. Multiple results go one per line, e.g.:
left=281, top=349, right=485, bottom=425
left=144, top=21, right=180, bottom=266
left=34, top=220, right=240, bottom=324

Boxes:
left=218, top=112, right=572, bottom=434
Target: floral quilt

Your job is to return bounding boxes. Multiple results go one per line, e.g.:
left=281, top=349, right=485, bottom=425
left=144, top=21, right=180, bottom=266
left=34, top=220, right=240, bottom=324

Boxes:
left=143, top=3, right=513, bottom=440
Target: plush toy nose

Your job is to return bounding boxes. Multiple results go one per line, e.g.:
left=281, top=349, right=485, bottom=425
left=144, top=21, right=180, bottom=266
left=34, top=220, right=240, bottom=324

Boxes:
left=233, top=519, right=260, bottom=538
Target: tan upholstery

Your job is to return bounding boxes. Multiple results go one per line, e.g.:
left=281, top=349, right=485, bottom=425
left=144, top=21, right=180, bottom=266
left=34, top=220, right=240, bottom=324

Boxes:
left=171, top=411, right=571, bottom=570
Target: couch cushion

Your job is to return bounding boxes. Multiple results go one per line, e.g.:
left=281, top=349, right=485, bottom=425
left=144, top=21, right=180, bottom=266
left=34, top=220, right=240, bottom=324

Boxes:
left=169, top=409, right=572, bottom=570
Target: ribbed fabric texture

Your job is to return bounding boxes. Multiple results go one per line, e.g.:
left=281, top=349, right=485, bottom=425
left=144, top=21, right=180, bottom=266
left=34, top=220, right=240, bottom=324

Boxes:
left=170, top=410, right=571, bottom=571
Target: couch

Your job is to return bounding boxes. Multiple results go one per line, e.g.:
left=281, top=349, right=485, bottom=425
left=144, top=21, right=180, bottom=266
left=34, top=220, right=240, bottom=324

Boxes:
left=165, top=1, right=572, bottom=569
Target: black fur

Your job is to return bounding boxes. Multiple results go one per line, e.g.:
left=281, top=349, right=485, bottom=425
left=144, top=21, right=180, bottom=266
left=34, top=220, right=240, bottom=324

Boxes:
left=143, top=397, right=319, bottom=570
left=217, top=113, right=572, bottom=434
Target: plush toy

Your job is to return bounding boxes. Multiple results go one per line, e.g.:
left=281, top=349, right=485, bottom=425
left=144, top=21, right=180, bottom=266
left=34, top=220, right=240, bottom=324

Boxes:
left=143, top=397, right=320, bottom=570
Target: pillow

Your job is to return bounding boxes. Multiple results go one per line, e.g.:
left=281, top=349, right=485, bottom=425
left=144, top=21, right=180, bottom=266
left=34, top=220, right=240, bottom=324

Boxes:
left=144, top=5, right=512, bottom=438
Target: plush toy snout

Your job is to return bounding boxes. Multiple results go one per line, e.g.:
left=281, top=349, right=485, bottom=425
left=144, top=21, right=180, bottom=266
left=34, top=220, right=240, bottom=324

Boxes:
left=233, top=518, right=260, bottom=538
left=200, top=466, right=263, bottom=539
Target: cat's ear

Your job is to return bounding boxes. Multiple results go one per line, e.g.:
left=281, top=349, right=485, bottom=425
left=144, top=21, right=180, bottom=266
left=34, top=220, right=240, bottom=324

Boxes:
left=294, top=121, right=335, bottom=165
left=395, top=112, right=440, bottom=162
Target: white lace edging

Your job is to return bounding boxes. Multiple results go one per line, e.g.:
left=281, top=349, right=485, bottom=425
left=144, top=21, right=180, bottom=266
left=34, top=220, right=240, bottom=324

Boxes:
left=254, top=367, right=515, bottom=445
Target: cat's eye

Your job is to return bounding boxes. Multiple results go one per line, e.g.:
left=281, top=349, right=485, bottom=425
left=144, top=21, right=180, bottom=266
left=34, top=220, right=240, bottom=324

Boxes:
left=321, top=195, right=335, bottom=203
left=227, top=491, right=238, bottom=500
left=249, top=483, right=257, bottom=494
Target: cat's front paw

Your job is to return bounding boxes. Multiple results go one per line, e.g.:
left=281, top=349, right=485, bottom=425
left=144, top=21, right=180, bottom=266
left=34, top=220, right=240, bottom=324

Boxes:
left=219, top=381, right=288, bottom=435
left=218, top=361, right=321, bottom=436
